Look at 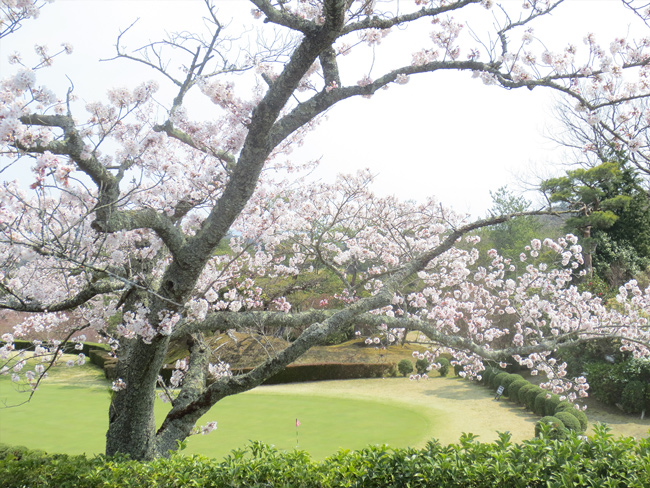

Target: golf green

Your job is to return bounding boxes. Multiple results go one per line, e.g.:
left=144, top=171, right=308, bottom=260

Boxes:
left=0, top=380, right=433, bottom=460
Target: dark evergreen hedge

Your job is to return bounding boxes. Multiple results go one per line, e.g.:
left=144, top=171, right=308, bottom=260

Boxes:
left=156, top=362, right=397, bottom=386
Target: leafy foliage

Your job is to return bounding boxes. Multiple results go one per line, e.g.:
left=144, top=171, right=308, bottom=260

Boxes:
left=554, top=403, right=588, bottom=433
left=397, top=359, right=413, bottom=377
left=542, top=160, right=650, bottom=285
left=414, top=358, right=429, bottom=375
left=621, top=380, right=649, bottom=414
left=535, top=416, right=568, bottom=440
left=3, top=425, right=649, bottom=487
left=477, top=187, right=549, bottom=267
left=553, top=412, right=581, bottom=433
left=437, top=357, right=450, bottom=377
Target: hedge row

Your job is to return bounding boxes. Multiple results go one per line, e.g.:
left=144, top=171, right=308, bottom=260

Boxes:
left=9, top=339, right=111, bottom=357
left=6, top=339, right=116, bottom=376
left=152, top=362, right=397, bottom=386
left=231, top=362, right=396, bottom=385
left=2, top=425, right=648, bottom=487
left=7, top=339, right=399, bottom=385
left=479, top=367, right=588, bottom=435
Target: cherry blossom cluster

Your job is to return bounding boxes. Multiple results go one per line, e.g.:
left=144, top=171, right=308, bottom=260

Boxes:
left=191, top=420, right=217, bottom=436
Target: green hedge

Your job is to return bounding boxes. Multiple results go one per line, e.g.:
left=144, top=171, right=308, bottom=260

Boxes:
left=544, top=394, right=562, bottom=417
left=535, top=416, right=568, bottom=440
left=584, top=358, right=650, bottom=413
left=501, top=374, right=524, bottom=392
left=6, top=340, right=111, bottom=357
left=491, top=372, right=510, bottom=390
left=475, top=369, right=589, bottom=436
left=555, top=403, right=588, bottom=432
left=2, top=426, right=648, bottom=488
left=506, top=379, right=528, bottom=400
left=534, top=392, right=549, bottom=416
left=161, top=362, right=397, bottom=386
left=516, top=383, right=537, bottom=405
left=554, top=412, right=581, bottom=432
left=525, top=386, right=544, bottom=411
left=481, top=366, right=499, bottom=386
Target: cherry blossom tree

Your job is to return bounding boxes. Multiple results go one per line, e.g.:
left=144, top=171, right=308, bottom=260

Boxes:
left=1, top=0, right=650, bottom=460
left=0, top=0, right=52, bottom=40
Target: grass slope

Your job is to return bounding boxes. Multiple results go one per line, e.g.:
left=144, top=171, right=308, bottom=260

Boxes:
left=0, top=362, right=433, bottom=460
left=2, top=356, right=647, bottom=461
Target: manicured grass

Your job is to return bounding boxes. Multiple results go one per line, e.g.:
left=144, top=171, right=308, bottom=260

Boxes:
left=0, top=365, right=433, bottom=460
left=183, top=391, right=433, bottom=459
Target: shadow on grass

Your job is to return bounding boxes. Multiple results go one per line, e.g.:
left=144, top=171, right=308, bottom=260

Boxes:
left=422, top=378, right=538, bottom=424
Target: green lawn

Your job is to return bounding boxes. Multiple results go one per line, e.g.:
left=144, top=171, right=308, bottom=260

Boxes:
left=0, top=362, right=433, bottom=460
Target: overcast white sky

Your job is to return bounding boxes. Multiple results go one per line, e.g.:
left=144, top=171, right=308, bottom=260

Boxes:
left=1, top=0, right=646, bottom=217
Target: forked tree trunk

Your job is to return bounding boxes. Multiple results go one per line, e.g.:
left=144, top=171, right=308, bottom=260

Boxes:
left=105, top=336, right=170, bottom=460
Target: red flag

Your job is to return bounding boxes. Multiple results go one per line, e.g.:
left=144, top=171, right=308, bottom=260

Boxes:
left=296, top=419, right=301, bottom=427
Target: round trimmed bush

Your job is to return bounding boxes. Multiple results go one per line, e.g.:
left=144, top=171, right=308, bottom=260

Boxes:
left=481, top=367, right=498, bottom=386
left=525, top=386, right=544, bottom=411
left=517, top=383, right=537, bottom=405
left=453, top=363, right=464, bottom=376
left=397, top=359, right=413, bottom=377
left=544, top=394, right=562, bottom=417
left=502, top=374, right=524, bottom=390
left=534, top=391, right=550, bottom=416
left=491, top=372, right=509, bottom=390
left=437, top=357, right=450, bottom=377
left=555, top=402, right=588, bottom=432
left=535, top=416, right=569, bottom=440
left=554, top=411, right=581, bottom=432
left=507, top=379, right=529, bottom=401
left=415, top=358, right=429, bottom=375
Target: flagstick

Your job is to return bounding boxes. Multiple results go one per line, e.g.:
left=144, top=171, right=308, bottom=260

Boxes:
left=296, top=418, right=299, bottom=448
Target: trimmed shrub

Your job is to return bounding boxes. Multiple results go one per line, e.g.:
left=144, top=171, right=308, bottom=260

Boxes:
left=501, top=374, right=524, bottom=391
left=437, top=358, right=450, bottom=377
left=213, top=362, right=397, bottom=385
left=554, top=411, right=581, bottom=432
left=555, top=402, right=588, bottom=432
left=415, top=358, right=429, bottom=375
left=534, top=391, right=550, bottom=416
left=544, top=394, right=562, bottom=417
left=506, top=379, right=529, bottom=401
left=620, top=380, right=648, bottom=414
left=491, top=372, right=509, bottom=390
left=398, top=359, right=414, bottom=377
left=535, top=416, right=569, bottom=440
left=525, top=386, right=544, bottom=411
left=517, top=383, right=537, bottom=406
left=571, top=408, right=589, bottom=432
left=453, top=363, right=464, bottom=376
left=481, top=367, right=498, bottom=386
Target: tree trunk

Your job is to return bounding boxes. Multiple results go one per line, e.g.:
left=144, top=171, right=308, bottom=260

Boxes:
left=105, top=336, right=170, bottom=460
left=583, top=225, right=593, bottom=278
